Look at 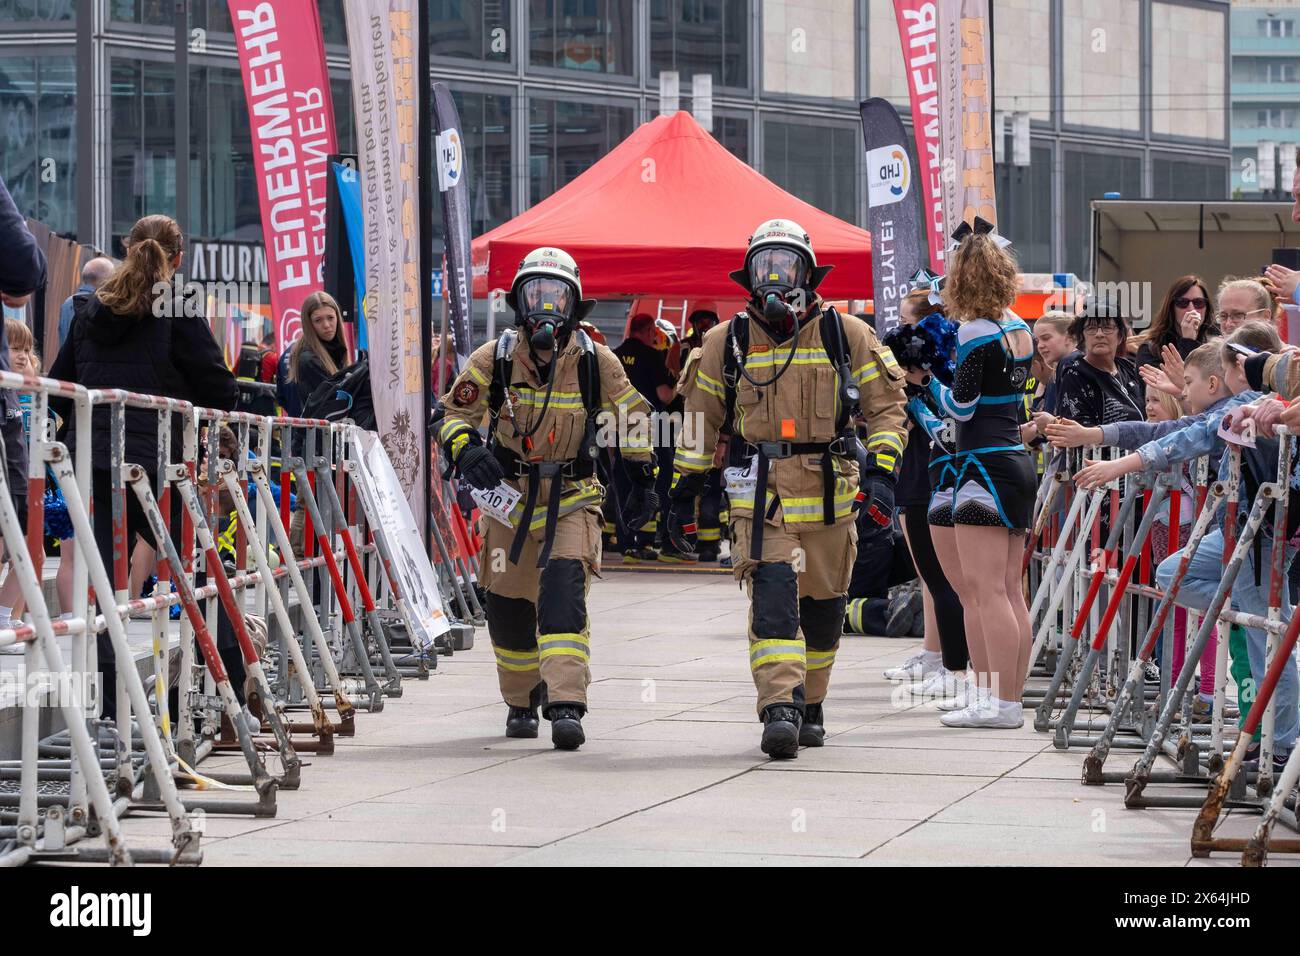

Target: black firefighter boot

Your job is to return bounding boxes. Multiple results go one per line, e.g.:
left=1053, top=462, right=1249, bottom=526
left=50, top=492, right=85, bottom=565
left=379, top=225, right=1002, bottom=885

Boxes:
left=800, top=703, right=826, bottom=747
left=505, top=683, right=547, bottom=739
left=761, top=704, right=802, bottom=759
left=548, top=704, right=586, bottom=751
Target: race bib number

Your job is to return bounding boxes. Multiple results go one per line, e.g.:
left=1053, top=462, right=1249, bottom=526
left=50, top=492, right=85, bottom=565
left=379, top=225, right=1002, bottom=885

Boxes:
left=723, top=456, right=758, bottom=497
left=471, top=482, right=522, bottom=527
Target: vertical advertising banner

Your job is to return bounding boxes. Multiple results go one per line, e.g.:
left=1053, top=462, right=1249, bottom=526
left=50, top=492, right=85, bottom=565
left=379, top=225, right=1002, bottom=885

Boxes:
left=860, top=98, right=926, bottom=334
left=937, top=0, right=997, bottom=237
left=227, top=0, right=338, bottom=351
left=343, top=2, right=427, bottom=536
left=431, top=82, right=474, bottom=375
left=892, top=0, right=947, bottom=272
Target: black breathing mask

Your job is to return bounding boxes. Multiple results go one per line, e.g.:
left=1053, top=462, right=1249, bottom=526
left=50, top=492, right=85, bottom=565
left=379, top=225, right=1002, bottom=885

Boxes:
left=516, top=276, right=576, bottom=352
left=748, top=247, right=808, bottom=339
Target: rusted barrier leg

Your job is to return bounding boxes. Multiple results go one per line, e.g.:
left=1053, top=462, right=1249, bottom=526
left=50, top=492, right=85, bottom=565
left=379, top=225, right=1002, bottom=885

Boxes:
left=48, top=451, right=203, bottom=850
left=1127, top=485, right=1266, bottom=808
left=313, top=455, right=401, bottom=695
left=216, top=462, right=334, bottom=753
left=1054, top=481, right=1167, bottom=749
left=0, top=467, right=136, bottom=865
left=247, top=461, right=357, bottom=732
left=1034, top=483, right=1139, bottom=731
left=124, top=466, right=277, bottom=811
left=291, top=459, right=384, bottom=711
left=1081, top=484, right=1223, bottom=784
left=172, top=472, right=302, bottom=790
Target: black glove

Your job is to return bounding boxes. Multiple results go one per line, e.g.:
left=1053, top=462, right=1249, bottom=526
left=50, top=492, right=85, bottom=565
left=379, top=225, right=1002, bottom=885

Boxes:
left=861, top=471, right=895, bottom=529
left=624, top=487, right=661, bottom=534
left=627, top=459, right=657, bottom=489
left=665, top=471, right=705, bottom=554
left=456, top=444, right=505, bottom=492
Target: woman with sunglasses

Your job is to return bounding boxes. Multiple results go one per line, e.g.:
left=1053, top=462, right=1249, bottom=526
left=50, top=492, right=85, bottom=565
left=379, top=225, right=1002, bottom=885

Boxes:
left=1133, top=275, right=1219, bottom=371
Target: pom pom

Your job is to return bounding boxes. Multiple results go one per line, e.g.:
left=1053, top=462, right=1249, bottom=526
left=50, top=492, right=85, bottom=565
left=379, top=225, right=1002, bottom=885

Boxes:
left=882, top=313, right=960, bottom=386
left=43, top=489, right=75, bottom=541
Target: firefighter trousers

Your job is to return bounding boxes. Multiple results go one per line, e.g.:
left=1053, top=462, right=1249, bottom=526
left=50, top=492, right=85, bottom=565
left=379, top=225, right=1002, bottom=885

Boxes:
left=731, top=514, right=857, bottom=716
left=479, top=505, right=602, bottom=713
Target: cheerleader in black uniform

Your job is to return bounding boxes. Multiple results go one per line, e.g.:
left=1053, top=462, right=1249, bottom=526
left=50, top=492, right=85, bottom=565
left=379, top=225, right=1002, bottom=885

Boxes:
left=924, top=220, right=1035, bottom=729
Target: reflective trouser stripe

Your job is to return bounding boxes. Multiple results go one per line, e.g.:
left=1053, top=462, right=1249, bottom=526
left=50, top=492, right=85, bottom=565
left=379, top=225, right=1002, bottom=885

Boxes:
left=807, top=648, right=836, bottom=671
left=538, top=633, right=590, bottom=662
left=749, top=639, right=806, bottom=670
left=494, top=647, right=540, bottom=672
left=845, top=599, right=866, bottom=634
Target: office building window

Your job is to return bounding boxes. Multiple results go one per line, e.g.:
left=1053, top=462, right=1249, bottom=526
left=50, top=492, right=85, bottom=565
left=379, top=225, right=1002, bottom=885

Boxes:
left=762, top=120, right=858, bottom=223
left=650, top=0, right=748, bottom=90
left=109, top=0, right=172, bottom=26
left=529, top=0, right=634, bottom=74
left=0, top=54, right=76, bottom=234
left=713, top=113, right=749, bottom=164
left=0, top=0, right=73, bottom=20
left=430, top=0, right=513, bottom=63
left=996, top=145, right=1053, bottom=273
left=188, top=65, right=259, bottom=241
left=1266, top=62, right=1298, bottom=84
left=1258, top=109, right=1296, bottom=129
left=110, top=57, right=176, bottom=244
left=196, top=0, right=345, bottom=44
left=451, top=89, right=513, bottom=235
left=529, top=96, right=633, bottom=204
left=1152, top=157, right=1227, bottom=200
left=1063, top=148, right=1141, bottom=274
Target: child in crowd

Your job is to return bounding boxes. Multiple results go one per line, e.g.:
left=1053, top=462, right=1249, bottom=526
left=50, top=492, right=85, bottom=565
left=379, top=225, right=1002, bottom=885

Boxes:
left=0, top=321, right=75, bottom=643
left=1065, top=323, right=1293, bottom=771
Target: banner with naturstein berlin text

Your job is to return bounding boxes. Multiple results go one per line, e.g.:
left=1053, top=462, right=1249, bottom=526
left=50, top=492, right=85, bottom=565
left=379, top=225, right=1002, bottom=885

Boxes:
left=860, top=98, right=925, bottom=334
left=343, top=2, right=427, bottom=535
left=891, top=0, right=946, bottom=272
left=227, top=0, right=338, bottom=350
left=937, top=0, right=997, bottom=238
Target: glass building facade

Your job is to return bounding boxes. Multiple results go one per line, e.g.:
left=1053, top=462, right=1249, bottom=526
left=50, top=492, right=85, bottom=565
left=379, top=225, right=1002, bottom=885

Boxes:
left=0, top=0, right=1231, bottom=281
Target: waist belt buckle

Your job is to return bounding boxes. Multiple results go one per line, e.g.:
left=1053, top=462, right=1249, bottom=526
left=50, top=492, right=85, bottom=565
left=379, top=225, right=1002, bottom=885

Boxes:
left=534, top=461, right=566, bottom=480
left=757, top=440, right=793, bottom=460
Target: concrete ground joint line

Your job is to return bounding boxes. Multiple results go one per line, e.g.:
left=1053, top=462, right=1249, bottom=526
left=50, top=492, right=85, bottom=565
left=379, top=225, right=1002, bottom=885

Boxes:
left=532, top=764, right=770, bottom=850
left=856, top=752, right=1040, bottom=859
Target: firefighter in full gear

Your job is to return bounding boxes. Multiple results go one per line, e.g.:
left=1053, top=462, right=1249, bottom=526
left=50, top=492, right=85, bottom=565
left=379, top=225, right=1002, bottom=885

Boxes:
left=435, top=247, right=657, bottom=750
left=676, top=307, right=727, bottom=562
left=670, top=219, right=907, bottom=758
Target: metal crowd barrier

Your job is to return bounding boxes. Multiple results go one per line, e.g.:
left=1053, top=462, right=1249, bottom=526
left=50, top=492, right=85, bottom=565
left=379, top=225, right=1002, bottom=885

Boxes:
left=1024, top=430, right=1300, bottom=866
left=0, top=369, right=478, bottom=866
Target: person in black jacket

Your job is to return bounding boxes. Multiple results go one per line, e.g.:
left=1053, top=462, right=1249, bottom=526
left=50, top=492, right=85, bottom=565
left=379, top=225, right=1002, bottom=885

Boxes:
left=48, top=213, right=238, bottom=721
left=287, top=291, right=347, bottom=402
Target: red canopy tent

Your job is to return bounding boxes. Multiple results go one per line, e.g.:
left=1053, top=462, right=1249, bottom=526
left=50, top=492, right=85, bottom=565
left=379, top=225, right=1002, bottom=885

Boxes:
left=471, top=111, right=873, bottom=301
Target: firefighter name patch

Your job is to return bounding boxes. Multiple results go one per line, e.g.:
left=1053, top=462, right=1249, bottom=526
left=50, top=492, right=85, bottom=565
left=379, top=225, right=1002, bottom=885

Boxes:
left=453, top=381, right=480, bottom=406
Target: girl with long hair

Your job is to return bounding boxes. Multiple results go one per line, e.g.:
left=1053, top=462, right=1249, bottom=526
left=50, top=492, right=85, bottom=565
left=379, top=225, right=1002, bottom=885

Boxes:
left=47, top=213, right=237, bottom=721
left=923, top=226, right=1036, bottom=728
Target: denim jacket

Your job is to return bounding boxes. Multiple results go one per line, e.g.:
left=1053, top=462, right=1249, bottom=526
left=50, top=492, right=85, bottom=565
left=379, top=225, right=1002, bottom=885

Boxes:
left=1134, top=391, right=1261, bottom=475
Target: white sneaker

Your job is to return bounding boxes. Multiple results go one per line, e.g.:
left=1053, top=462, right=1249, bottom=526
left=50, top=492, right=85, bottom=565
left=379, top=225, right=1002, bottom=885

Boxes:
left=884, top=650, right=941, bottom=682
left=906, top=668, right=962, bottom=700
left=935, top=673, right=978, bottom=711
left=940, top=694, right=1024, bottom=729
